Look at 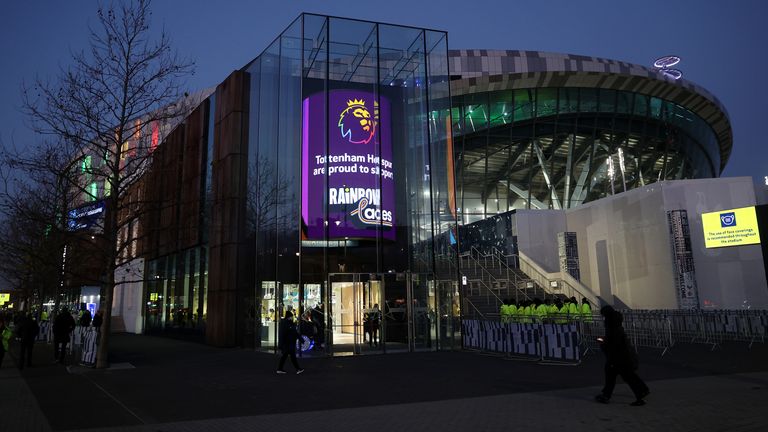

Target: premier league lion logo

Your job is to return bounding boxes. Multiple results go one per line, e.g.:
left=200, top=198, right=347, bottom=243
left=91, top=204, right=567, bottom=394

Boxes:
left=338, top=98, right=376, bottom=144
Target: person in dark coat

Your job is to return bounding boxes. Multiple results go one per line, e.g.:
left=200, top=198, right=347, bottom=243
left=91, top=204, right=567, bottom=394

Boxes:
left=595, top=306, right=650, bottom=406
left=276, top=311, right=303, bottom=374
left=311, top=303, right=325, bottom=349
left=79, top=309, right=92, bottom=327
left=17, top=313, right=39, bottom=370
left=92, top=310, right=103, bottom=330
left=53, top=307, right=76, bottom=364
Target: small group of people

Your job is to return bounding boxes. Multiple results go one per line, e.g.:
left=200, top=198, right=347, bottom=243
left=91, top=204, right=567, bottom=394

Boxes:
left=0, top=305, right=103, bottom=369
left=500, top=297, right=592, bottom=323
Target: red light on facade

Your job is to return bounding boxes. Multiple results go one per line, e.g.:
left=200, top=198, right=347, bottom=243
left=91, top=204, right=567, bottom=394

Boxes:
left=151, top=121, right=159, bottom=152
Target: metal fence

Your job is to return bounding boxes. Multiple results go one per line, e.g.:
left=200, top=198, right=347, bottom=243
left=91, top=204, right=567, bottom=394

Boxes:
left=469, top=309, right=768, bottom=362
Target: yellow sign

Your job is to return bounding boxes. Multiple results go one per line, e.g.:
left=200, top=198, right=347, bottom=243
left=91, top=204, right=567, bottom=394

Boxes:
left=0, top=293, right=9, bottom=305
left=150, top=293, right=158, bottom=301
left=701, top=206, right=761, bottom=248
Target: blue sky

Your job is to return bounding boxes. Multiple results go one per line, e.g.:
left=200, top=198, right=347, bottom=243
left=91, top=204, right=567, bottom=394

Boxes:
left=1, top=0, right=766, bottom=181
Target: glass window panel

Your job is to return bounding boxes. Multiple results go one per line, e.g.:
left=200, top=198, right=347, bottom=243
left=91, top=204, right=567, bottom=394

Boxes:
left=536, top=88, right=557, bottom=117
left=580, top=89, right=598, bottom=112
left=650, top=97, right=662, bottom=118
left=513, top=89, right=533, bottom=122
left=559, top=88, right=578, bottom=114
left=633, top=94, right=648, bottom=117
left=489, top=90, right=512, bottom=128
left=616, top=92, right=631, bottom=114
left=599, top=89, right=616, bottom=113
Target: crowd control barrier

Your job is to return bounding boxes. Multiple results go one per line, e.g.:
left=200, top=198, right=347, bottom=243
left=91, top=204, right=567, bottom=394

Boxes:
left=462, top=319, right=580, bottom=365
left=472, top=309, right=767, bottom=362
left=578, top=309, right=767, bottom=357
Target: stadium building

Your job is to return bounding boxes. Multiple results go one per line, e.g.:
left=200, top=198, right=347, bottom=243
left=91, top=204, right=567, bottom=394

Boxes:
left=93, top=14, right=767, bottom=353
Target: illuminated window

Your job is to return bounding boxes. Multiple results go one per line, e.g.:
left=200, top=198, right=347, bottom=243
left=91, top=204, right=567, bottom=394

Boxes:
left=150, top=121, right=160, bottom=152
left=120, top=140, right=129, bottom=160
left=104, top=179, right=111, bottom=197
left=88, top=182, right=98, bottom=201
left=81, top=155, right=92, bottom=173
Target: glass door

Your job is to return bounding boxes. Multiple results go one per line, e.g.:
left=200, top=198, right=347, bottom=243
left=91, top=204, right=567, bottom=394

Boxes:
left=436, top=279, right=460, bottom=350
left=327, top=273, right=386, bottom=355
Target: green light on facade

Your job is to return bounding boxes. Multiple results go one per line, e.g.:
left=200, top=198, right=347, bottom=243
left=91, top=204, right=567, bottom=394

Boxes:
left=88, top=182, right=98, bottom=201
left=81, top=155, right=92, bottom=173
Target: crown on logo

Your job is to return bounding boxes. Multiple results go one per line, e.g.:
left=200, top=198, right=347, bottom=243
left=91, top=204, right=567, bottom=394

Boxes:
left=347, top=98, right=366, bottom=107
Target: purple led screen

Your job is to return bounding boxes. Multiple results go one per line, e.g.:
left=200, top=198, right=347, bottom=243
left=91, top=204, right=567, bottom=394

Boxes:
left=302, top=89, right=395, bottom=240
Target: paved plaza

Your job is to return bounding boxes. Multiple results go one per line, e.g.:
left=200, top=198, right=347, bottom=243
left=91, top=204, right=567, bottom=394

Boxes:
left=1, top=334, right=767, bottom=432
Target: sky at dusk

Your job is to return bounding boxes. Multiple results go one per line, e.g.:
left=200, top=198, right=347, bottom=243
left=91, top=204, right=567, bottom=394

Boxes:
left=1, top=0, right=766, bottom=182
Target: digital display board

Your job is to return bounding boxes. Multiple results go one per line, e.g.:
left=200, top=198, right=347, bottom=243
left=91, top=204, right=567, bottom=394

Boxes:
left=68, top=201, right=105, bottom=231
left=701, top=206, right=761, bottom=248
left=302, top=89, right=395, bottom=240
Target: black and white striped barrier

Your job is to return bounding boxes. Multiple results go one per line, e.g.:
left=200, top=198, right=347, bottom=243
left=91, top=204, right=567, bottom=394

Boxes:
left=80, top=328, right=98, bottom=366
left=462, top=319, right=580, bottom=363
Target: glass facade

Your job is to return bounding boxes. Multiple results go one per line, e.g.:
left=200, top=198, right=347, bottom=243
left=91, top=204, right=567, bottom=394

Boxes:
left=452, top=87, right=721, bottom=223
left=135, top=15, right=732, bottom=352
left=239, top=15, right=458, bottom=354
left=143, top=96, right=215, bottom=336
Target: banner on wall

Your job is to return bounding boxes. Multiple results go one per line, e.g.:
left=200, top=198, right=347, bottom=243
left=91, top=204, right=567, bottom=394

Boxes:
left=701, top=206, right=760, bottom=248
left=302, top=89, right=395, bottom=240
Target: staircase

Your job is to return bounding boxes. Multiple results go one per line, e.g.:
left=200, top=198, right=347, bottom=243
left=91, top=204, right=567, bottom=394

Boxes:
left=459, top=247, right=539, bottom=320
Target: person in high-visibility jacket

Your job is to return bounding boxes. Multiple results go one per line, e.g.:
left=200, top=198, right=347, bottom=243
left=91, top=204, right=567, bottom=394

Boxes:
left=523, top=301, right=534, bottom=324
left=0, top=317, right=12, bottom=368
left=568, top=297, right=579, bottom=320
left=499, top=302, right=508, bottom=323
left=554, top=300, right=568, bottom=324
left=517, top=301, right=528, bottom=323
left=500, top=300, right=514, bottom=323
left=581, top=298, right=593, bottom=322
left=508, top=301, right=518, bottom=323
left=534, top=299, right=548, bottom=323
left=547, top=299, right=559, bottom=321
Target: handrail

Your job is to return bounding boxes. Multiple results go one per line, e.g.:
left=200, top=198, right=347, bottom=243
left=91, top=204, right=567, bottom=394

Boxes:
left=466, top=247, right=512, bottom=305
left=462, top=293, right=486, bottom=320
left=518, top=251, right=600, bottom=307
left=488, top=247, right=533, bottom=303
left=466, top=246, right=535, bottom=303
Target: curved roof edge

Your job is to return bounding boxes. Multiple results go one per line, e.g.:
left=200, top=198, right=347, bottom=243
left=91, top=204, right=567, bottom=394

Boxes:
left=448, top=50, right=732, bottom=172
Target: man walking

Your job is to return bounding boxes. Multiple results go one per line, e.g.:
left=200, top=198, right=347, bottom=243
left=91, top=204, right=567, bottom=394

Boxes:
left=595, top=306, right=649, bottom=406
left=17, top=313, right=39, bottom=370
left=276, top=311, right=304, bottom=375
left=53, top=307, right=76, bottom=365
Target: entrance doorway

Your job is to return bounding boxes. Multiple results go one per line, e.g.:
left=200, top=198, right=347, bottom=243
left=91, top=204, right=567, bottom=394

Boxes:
left=257, top=272, right=452, bottom=356
left=328, top=273, right=387, bottom=355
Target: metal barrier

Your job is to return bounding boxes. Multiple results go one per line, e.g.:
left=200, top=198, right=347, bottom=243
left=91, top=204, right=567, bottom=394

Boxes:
left=462, top=319, right=581, bottom=365
left=578, top=309, right=767, bottom=357
left=467, top=309, right=768, bottom=362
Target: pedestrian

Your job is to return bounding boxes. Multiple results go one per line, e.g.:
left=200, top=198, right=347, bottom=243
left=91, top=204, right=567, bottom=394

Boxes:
left=276, top=311, right=304, bottom=375
left=79, top=308, right=92, bottom=327
left=595, top=306, right=650, bottom=406
left=53, top=307, right=76, bottom=364
left=0, top=317, right=12, bottom=368
left=92, top=310, right=103, bottom=331
left=17, top=313, right=39, bottom=370
left=369, top=303, right=381, bottom=347
left=311, top=303, right=325, bottom=349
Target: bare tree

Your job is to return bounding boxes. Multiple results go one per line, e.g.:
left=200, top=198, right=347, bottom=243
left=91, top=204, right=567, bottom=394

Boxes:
left=16, top=0, right=194, bottom=368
